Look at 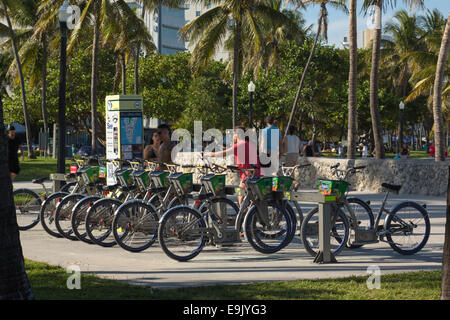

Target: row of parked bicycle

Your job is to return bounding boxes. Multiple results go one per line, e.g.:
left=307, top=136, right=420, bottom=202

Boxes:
left=13, top=156, right=431, bottom=261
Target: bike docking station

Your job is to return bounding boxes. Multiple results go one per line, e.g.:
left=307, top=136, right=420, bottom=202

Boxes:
left=285, top=190, right=339, bottom=264
left=104, top=95, right=144, bottom=186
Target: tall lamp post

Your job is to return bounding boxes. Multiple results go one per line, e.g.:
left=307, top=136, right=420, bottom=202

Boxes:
left=398, top=101, right=405, bottom=155
left=248, top=81, right=255, bottom=128
left=57, top=1, right=70, bottom=175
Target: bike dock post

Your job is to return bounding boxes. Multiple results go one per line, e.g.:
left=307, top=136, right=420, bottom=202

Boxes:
left=285, top=191, right=339, bottom=264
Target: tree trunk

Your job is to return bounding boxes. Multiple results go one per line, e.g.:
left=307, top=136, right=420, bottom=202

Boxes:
left=121, top=52, right=126, bottom=95
left=369, top=0, right=385, bottom=159
left=113, top=56, right=121, bottom=95
left=284, top=9, right=323, bottom=141
left=91, top=8, right=100, bottom=155
left=41, top=33, right=49, bottom=157
left=432, top=13, right=450, bottom=162
left=441, top=167, right=450, bottom=299
left=0, top=101, right=34, bottom=299
left=232, top=17, right=241, bottom=129
left=2, top=1, right=35, bottom=159
left=134, top=5, right=146, bottom=95
left=347, top=0, right=357, bottom=159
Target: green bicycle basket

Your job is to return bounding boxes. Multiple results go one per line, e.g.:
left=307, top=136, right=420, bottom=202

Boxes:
left=133, top=170, right=150, bottom=189
left=169, top=172, right=193, bottom=195
left=272, top=176, right=294, bottom=192
left=318, top=179, right=349, bottom=200
left=247, top=177, right=274, bottom=201
left=79, top=166, right=99, bottom=184
left=201, top=174, right=226, bottom=197
left=149, top=170, right=170, bottom=188
left=116, top=168, right=134, bottom=187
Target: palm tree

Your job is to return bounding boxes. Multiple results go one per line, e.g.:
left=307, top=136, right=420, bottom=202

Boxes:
left=283, top=0, right=347, bottom=141
left=101, top=0, right=155, bottom=95
left=0, top=0, right=36, bottom=158
left=241, top=0, right=307, bottom=79
left=362, top=0, right=424, bottom=159
left=431, top=13, right=450, bottom=162
left=347, top=0, right=357, bottom=159
left=181, top=0, right=299, bottom=128
left=405, top=9, right=449, bottom=160
left=0, top=87, right=34, bottom=300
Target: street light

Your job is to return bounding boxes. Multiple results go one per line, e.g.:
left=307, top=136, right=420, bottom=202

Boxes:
left=57, top=1, right=70, bottom=177
left=398, top=101, right=405, bottom=155
left=248, top=81, right=255, bottom=128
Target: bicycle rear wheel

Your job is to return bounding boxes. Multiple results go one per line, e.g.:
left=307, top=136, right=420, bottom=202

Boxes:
left=385, top=202, right=430, bottom=255
left=112, top=200, right=159, bottom=252
left=300, top=206, right=349, bottom=257
left=158, top=206, right=207, bottom=261
left=13, top=188, right=42, bottom=230
left=243, top=202, right=293, bottom=254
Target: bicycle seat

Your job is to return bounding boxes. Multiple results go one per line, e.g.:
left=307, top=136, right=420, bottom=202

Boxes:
left=32, top=177, right=47, bottom=184
left=382, top=183, right=402, bottom=192
left=147, top=186, right=167, bottom=193
left=102, top=184, right=119, bottom=192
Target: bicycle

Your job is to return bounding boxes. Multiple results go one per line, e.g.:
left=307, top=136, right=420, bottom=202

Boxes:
left=110, top=161, right=196, bottom=252
left=300, top=163, right=430, bottom=257
left=13, top=176, right=75, bottom=231
left=157, top=163, right=295, bottom=261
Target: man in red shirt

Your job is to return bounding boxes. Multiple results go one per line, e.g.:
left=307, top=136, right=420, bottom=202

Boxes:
left=429, top=142, right=435, bottom=158
left=206, top=126, right=261, bottom=206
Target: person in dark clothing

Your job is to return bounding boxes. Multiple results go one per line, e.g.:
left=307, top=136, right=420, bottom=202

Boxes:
left=303, top=140, right=315, bottom=157
left=7, top=125, right=23, bottom=180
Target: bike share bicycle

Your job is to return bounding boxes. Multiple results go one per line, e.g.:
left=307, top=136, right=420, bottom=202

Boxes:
left=300, top=163, right=430, bottom=257
left=157, top=157, right=296, bottom=262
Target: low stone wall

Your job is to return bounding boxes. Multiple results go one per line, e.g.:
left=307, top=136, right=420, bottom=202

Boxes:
left=174, top=152, right=450, bottom=196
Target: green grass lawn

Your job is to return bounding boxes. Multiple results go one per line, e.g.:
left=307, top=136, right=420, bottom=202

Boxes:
left=15, top=156, right=71, bottom=182
left=25, top=259, right=441, bottom=300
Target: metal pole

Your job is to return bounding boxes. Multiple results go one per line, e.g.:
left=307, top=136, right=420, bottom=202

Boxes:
left=57, top=21, right=67, bottom=174
left=249, top=91, right=253, bottom=128
left=399, top=108, right=404, bottom=154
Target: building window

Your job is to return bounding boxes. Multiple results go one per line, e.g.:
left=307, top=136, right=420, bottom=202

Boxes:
left=207, top=5, right=211, bottom=9
left=196, top=11, right=200, bottom=17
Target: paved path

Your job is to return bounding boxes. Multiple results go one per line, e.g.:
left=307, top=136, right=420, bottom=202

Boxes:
left=18, top=188, right=446, bottom=289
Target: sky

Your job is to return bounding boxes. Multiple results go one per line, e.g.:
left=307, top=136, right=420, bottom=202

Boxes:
left=294, top=0, right=450, bottom=49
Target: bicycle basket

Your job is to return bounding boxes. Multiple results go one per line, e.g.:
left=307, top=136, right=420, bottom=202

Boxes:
left=247, top=177, right=274, bottom=201
left=201, top=174, right=226, bottom=197
left=79, top=166, right=99, bottom=184
left=133, top=170, right=150, bottom=189
left=149, top=170, right=170, bottom=188
left=272, top=176, right=294, bottom=192
left=169, top=172, right=193, bottom=195
left=116, top=168, right=134, bottom=187
left=318, top=179, right=349, bottom=200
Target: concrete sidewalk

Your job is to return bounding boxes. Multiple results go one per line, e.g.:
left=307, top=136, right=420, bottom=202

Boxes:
left=19, top=191, right=446, bottom=289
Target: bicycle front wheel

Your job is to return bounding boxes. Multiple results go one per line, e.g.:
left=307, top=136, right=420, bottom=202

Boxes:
left=85, top=198, right=122, bottom=247
left=300, top=206, right=349, bottom=257
left=342, top=197, right=374, bottom=248
left=243, top=202, right=293, bottom=254
left=54, top=194, right=85, bottom=240
left=158, top=206, right=207, bottom=261
left=71, top=195, right=102, bottom=244
left=112, top=200, right=159, bottom=252
left=13, top=188, right=42, bottom=230
left=40, top=192, right=69, bottom=238
left=385, top=202, right=430, bottom=255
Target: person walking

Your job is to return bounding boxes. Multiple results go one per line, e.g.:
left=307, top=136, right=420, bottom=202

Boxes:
left=156, top=124, right=173, bottom=169
left=283, top=126, right=300, bottom=166
left=259, top=115, right=282, bottom=176
left=7, top=125, right=23, bottom=180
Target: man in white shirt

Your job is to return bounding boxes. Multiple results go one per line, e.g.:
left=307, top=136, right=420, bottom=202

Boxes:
left=284, top=126, right=300, bottom=166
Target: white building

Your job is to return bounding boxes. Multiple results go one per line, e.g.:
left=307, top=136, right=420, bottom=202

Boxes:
left=135, top=1, right=229, bottom=61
